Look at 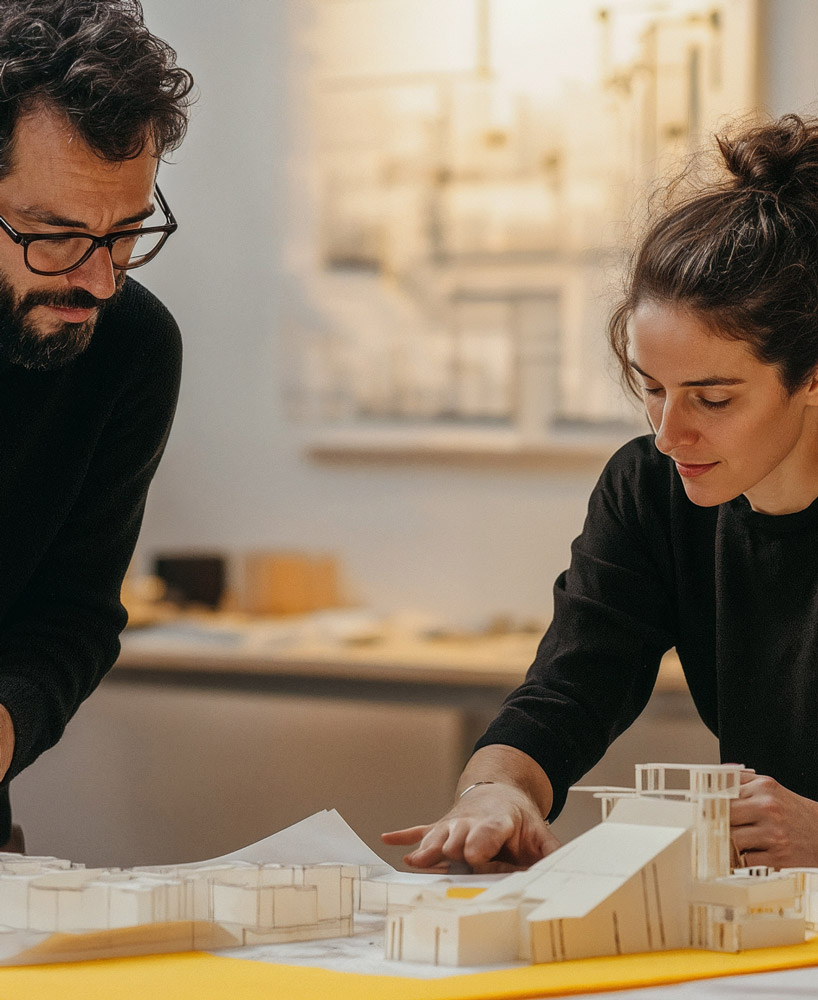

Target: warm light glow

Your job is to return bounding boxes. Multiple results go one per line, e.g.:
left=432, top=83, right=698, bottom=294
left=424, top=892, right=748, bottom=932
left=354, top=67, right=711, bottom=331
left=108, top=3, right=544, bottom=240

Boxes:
left=297, top=0, right=758, bottom=437
left=318, top=0, right=479, bottom=79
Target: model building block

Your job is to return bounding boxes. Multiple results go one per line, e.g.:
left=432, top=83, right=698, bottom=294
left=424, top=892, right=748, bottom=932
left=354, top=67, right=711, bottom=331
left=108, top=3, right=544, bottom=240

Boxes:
left=782, top=868, right=818, bottom=931
left=0, top=859, right=360, bottom=964
left=359, top=876, right=451, bottom=914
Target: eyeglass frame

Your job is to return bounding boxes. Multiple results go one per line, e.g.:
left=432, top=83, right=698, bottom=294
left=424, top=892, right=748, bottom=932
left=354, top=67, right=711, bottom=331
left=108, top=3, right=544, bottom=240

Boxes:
left=0, top=184, right=177, bottom=276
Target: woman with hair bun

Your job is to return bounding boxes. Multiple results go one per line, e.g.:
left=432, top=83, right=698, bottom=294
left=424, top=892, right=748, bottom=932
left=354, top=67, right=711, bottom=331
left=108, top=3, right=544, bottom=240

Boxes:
left=384, top=113, right=818, bottom=872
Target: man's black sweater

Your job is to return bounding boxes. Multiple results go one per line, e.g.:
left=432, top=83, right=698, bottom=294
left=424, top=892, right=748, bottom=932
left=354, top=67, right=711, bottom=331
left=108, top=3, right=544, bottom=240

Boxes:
left=0, top=277, right=181, bottom=800
left=478, top=434, right=818, bottom=818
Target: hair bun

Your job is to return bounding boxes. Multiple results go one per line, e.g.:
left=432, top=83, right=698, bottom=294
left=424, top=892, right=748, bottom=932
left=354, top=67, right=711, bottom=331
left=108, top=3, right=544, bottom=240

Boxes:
left=718, top=114, right=818, bottom=195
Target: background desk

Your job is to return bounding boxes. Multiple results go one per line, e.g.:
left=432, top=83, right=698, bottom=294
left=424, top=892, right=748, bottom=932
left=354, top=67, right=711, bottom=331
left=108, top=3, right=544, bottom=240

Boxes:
left=11, top=626, right=717, bottom=869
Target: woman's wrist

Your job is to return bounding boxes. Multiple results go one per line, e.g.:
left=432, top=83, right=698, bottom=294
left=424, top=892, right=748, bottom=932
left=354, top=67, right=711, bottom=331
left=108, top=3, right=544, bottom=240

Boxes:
left=459, top=780, right=496, bottom=798
left=456, top=745, right=554, bottom=817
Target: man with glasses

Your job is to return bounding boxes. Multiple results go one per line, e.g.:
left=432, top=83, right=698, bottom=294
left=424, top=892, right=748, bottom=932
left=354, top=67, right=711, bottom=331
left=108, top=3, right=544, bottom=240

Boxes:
left=0, top=0, right=193, bottom=850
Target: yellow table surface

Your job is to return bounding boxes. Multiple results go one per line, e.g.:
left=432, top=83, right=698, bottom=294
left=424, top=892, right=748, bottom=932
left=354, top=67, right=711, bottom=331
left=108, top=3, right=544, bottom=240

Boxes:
left=1, top=935, right=817, bottom=1000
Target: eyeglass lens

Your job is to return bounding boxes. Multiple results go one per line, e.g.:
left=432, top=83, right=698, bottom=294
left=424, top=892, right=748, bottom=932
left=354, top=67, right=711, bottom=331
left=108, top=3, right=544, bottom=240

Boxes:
left=25, top=231, right=166, bottom=274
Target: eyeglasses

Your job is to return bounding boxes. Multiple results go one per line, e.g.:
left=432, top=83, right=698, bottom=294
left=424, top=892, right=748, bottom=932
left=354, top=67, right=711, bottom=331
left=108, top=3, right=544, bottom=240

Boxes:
left=0, top=185, right=177, bottom=276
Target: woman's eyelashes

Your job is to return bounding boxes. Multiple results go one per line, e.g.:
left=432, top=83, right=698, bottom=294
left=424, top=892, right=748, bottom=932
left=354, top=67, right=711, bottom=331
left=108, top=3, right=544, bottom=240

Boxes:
left=641, top=385, right=732, bottom=410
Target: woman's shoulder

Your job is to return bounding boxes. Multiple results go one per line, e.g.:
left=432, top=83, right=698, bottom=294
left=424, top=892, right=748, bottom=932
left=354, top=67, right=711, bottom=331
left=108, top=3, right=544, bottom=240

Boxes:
left=591, top=433, right=707, bottom=538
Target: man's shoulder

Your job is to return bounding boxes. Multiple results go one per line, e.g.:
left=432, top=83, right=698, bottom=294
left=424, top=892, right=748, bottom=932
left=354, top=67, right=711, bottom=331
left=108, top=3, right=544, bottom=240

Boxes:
left=89, top=277, right=181, bottom=366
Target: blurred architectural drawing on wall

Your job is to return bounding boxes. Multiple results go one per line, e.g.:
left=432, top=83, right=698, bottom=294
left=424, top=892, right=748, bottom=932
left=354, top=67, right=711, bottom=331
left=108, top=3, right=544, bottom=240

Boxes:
left=285, top=0, right=758, bottom=454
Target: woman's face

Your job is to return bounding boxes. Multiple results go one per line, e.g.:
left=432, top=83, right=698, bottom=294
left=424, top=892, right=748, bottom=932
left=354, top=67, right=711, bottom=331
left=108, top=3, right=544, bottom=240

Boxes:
left=630, top=300, right=818, bottom=514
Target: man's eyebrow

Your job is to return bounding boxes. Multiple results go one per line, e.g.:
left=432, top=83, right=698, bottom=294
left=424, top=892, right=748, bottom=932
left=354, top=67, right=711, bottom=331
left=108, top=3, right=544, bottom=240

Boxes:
left=16, top=203, right=156, bottom=230
left=628, top=359, right=746, bottom=388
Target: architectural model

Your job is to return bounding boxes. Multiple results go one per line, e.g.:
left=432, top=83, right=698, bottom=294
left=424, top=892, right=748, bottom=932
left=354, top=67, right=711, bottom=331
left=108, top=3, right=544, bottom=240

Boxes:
left=385, top=764, right=818, bottom=967
left=2, top=769, right=817, bottom=969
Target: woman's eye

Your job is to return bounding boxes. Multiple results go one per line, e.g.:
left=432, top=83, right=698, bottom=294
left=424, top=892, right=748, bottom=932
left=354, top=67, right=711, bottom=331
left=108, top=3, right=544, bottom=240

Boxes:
left=641, top=385, right=663, bottom=396
left=699, top=397, right=731, bottom=410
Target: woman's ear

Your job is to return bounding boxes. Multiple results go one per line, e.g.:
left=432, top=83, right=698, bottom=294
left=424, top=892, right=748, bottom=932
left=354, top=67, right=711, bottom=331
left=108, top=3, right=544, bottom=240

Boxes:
left=803, top=367, right=818, bottom=404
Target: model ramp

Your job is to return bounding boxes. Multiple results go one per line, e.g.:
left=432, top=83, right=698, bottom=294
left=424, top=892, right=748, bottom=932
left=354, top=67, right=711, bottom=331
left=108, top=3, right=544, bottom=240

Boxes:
left=477, top=798, right=694, bottom=961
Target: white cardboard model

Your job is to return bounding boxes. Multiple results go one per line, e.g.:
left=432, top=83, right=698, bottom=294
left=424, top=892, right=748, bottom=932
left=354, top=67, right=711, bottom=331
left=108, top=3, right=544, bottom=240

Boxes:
left=385, top=763, right=812, bottom=966
left=0, top=835, right=429, bottom=966
left=3, top=766, right=815, bottom=969
left=0, top=856, right=360, bottom=965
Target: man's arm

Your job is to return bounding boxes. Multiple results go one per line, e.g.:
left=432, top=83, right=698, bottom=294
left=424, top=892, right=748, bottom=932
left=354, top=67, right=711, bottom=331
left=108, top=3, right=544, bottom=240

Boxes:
left=0, top=290, right=181, bottom=783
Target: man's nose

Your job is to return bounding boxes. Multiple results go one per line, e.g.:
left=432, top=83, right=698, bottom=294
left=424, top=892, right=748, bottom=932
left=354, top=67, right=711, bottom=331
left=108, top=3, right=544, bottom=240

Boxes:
left=66, top=246, right=117, bottom=301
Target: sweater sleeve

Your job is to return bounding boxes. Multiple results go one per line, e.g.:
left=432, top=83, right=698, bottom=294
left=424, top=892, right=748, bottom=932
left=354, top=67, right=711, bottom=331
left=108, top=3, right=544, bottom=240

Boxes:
left=0, top=312, right=182, bottom=783
left=475, top=437, right=679, bottom=818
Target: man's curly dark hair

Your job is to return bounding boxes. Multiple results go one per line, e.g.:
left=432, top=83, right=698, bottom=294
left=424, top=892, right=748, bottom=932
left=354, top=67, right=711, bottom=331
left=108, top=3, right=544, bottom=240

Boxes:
left=0, top=0, right=194, bottom=177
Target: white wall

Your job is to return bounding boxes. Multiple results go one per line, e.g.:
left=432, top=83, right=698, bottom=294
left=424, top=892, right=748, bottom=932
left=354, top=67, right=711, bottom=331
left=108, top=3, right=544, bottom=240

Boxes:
left=760, top=0, right=818, bottom=116
left=133, top=0, right=603, bottom=627
left=132, top=1, right=818, bottom=628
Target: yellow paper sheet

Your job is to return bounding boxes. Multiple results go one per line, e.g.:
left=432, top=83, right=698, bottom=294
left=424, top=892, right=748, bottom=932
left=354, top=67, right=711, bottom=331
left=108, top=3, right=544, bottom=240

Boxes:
left=0, top=936, right=817, bottom=1000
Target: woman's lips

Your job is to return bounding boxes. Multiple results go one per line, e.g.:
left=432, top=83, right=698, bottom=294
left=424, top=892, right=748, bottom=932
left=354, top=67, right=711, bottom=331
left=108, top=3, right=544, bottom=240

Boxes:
left=675, top=461, right=719, bottom=478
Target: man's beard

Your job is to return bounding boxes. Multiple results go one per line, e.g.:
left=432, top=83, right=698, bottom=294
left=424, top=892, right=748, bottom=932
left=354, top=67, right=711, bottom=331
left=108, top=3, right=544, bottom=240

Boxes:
left=0, top=270, right=124, bottom=371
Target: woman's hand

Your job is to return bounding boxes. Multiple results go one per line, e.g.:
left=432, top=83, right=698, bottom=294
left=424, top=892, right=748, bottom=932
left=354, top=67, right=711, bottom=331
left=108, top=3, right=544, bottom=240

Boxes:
left=382, top=783, right=559, bottom=872
left=0, top=705, right=14, bottom=784
left=381, top=745, right=560, bottom=872
left=730, top=770, right=818, bottom=869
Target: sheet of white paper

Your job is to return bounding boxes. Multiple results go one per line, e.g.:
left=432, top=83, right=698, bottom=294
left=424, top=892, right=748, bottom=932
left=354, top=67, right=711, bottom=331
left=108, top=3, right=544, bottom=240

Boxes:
left=180, top=808, right=395, bottom=872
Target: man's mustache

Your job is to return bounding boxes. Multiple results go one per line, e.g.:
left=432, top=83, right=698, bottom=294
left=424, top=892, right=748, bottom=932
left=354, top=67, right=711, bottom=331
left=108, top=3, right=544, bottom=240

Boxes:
left=20, top=288, right=106, bottom=312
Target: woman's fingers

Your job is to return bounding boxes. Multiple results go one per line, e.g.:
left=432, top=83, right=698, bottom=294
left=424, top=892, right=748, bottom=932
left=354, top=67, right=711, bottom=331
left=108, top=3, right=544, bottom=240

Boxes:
left=381, top=825, right=433, bottom=847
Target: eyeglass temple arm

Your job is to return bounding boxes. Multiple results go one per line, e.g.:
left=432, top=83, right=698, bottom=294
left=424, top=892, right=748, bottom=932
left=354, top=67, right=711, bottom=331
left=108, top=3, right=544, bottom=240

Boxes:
left=154, top=185, right=177, bottom=229
left=0, top=214, right=23, bottom=245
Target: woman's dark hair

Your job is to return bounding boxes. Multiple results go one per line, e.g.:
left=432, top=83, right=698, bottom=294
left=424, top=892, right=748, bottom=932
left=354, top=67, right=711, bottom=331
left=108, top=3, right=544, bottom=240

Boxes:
left=609, top=114, right=818, bottom=396
left=0, top=0, right=194, bottom=175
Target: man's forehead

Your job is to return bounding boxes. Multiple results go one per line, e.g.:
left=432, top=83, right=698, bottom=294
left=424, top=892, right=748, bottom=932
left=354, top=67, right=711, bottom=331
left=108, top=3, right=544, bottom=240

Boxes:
left=7, top=101, right=157, bottom=181
left=13, top=98, right=156, bottom=160
left=2, top=104, right=158, bottom=229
